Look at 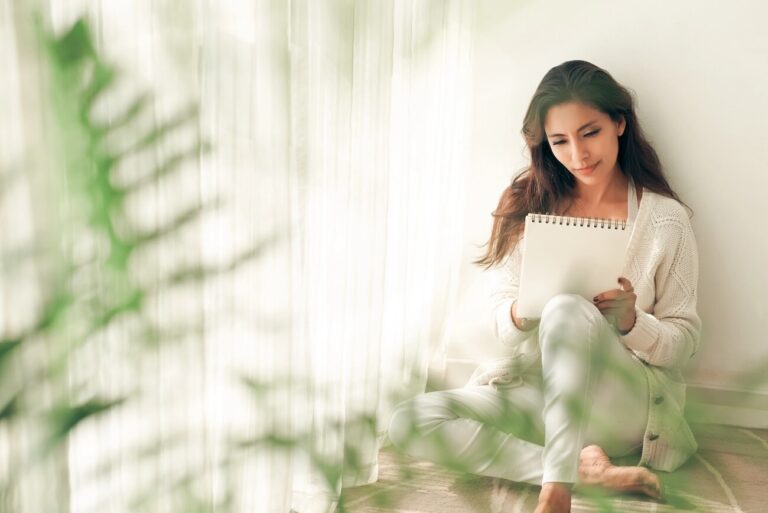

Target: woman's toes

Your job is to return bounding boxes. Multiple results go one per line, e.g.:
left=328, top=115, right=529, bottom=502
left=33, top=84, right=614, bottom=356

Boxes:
left=580, top=444, right=610, bottom=464
left=602, top=466, right=663, bottom=499
left=578, top=445, right=612, bottom=484
left=577, top=445, right=663, bottom=501
left=640, top=470, right=663, bottom=500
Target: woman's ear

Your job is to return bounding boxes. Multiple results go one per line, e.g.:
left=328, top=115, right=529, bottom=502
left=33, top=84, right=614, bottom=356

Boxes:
left=617, top=116, right=626, bottom=136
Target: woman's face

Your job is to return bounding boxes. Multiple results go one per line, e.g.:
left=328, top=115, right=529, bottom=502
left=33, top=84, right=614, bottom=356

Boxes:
left=543, top=101, right=625, bottom=187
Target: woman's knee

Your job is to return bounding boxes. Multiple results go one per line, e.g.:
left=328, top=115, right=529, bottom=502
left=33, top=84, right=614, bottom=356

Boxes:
left=540, top=294, right=594, bottom=326
left=388, top=395, right=439, bottom=449
left=387, top=399, right=417, bottom=449
left=388, top=392, right=457, bottom=449
left=539, top=294, right=604, bottom=352
left=540, top=294, right=602, bottom=332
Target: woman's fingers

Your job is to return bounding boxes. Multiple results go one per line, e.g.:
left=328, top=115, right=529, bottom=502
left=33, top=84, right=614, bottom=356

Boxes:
left=617, top=276, right=634, bottom=292
left=594, top=277, right=635, bottom=302
left=596, top=305, right=630, bottom=315
left=594, top=298, right=632, bottom=310
left=593, top=290, right=635, bottom=302
left=593, top=278, right=637, bottom=330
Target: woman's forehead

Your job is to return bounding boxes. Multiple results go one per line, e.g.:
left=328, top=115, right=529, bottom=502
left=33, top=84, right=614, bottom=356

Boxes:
left=544, top=102, right=608, bottom=133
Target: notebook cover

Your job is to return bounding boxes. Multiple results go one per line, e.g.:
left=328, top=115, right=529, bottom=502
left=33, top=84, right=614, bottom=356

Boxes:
left=516, top=214, right=631, bottom=318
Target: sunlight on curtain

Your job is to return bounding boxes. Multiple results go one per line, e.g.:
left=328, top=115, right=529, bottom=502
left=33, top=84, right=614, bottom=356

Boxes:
left=1, top=1, right=70, bottom=511
left=285, top=2, right=473, bottom=512
left=0, top=1, right=474, bottom=512
left=45, top=2, right=214, bottom=513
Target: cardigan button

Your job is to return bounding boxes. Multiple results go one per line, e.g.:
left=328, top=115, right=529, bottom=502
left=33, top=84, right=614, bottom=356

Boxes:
left=654, top=396, right=664, bottom=405
left=648, top=433, right=659, bottom=441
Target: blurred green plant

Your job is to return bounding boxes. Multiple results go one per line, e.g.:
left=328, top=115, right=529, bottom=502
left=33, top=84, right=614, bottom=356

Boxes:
left=0, top=15, right=266, bottom=513
left=2, top=10, right=765, bottom=513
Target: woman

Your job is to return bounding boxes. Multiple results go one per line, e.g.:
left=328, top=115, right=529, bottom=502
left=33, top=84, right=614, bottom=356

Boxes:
left=387, top=60, right=701, bottom=513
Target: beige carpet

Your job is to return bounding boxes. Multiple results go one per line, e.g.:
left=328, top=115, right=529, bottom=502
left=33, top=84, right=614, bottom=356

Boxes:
left=341, top=424, right=768, bottom=513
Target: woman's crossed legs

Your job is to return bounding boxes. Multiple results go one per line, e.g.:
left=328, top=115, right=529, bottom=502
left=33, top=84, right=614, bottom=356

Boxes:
left=388, top=294, right=660, bottom=505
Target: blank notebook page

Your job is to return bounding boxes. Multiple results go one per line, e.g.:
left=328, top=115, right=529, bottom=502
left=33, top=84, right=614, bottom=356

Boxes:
left=516, top=214, right=631, bottom=319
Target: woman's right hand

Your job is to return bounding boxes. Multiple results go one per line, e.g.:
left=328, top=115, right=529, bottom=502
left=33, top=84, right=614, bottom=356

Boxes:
left=512, top=300, right=540, bottom=331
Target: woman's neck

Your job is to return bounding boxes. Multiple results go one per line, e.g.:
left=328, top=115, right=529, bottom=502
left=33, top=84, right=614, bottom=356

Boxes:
left=558, top=170, right=630, bottom=219
left=573, top=172, right=629, bottom=209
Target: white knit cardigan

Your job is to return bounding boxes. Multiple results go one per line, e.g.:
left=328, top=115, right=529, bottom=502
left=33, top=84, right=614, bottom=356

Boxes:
left=468, top=190, right=701, bottom=472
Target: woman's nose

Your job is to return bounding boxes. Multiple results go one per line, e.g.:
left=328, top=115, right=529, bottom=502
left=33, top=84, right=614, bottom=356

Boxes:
left=571, top=141, right=589, bottom=163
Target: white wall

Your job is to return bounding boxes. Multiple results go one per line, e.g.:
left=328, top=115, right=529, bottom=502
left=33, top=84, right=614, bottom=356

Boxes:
left=446, top=0, right=768, bottom=409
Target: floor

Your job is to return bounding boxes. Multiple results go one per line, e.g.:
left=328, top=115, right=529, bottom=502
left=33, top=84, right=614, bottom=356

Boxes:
left=341, top=424, right=768, bottom=513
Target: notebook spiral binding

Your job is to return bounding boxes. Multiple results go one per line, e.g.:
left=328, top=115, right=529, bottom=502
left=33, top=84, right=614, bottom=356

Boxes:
left=529, top=213, right=627, bottom=230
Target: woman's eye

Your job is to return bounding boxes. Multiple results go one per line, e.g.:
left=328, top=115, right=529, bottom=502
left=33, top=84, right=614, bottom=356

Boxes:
left=552, top=129, right=600, bottom=146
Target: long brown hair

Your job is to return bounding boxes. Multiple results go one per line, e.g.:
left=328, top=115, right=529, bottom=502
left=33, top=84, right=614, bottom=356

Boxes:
left=476, top=60, right=687, bottom=268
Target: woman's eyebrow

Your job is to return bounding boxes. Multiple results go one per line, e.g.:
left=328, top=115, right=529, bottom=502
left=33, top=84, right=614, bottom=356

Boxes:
left=547, top=120, right=599, bottom=138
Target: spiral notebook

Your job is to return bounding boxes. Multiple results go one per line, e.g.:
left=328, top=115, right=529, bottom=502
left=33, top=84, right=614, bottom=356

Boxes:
left=516, top=213, right=632, bottom=318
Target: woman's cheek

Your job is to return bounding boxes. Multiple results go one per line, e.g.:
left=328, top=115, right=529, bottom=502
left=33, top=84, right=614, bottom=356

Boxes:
left=551, top=147, right=566, bottom=165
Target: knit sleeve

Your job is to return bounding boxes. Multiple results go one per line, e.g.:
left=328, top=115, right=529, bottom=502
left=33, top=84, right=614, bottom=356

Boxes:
left=621, top=203, right=701, bottom=369
left=488, top=241, right=536, bottom=348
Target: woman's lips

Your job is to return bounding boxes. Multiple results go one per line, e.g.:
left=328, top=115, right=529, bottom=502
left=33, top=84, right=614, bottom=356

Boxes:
left=575, top=162, right=599, bottom=175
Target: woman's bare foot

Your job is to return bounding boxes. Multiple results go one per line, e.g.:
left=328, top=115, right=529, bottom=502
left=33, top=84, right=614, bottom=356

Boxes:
left=578, top=445, right=663, bottom=500
left=534, top=482, right=571, bottom=513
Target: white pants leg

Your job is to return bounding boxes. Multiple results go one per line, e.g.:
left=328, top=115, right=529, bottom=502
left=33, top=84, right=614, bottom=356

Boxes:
left=387, top=294, right=649, bottom=486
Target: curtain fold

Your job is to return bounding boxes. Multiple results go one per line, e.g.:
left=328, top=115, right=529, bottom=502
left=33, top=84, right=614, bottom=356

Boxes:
left=287, top=3, right=472, bottom=512
left=0, top=1, right=474, bottom=512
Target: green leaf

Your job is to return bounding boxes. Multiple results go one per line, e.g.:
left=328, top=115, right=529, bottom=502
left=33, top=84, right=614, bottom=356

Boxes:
left=135, top=202, right=216, bottom=246
left=89, top=291, right=145, bottom=332
left=94, top=93, right=151, bottom=135
left=35, top=290, right=74, bottom=333
left=118, top=104, right=199, bottom=158
left=52, top=19, right=95, bottom=65
left=80, top=64, right=118, bottom=114
left=0, top=339, right=22, bottom=364
left=120, top=140, right=210, bottom=194
left=160, top=235, right=277, bottom=288
left=0, top=392, right=22, bottom=422
left=46, top=397, right=126, bottom=444
left=238, top=433, right=299, bottom=450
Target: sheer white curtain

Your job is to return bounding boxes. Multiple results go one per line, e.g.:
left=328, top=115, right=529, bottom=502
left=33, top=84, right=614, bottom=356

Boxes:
left=285, top=2, right=472, bottom=511
left=0, top=1, right=474, bottom=512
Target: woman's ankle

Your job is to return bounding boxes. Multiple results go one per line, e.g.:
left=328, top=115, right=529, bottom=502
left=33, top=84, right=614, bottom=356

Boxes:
left=539, top=482, right=572, bottom=502
left=535, top=482, right=572, bottom=513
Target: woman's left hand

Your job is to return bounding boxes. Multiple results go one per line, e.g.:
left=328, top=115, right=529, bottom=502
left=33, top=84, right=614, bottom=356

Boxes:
left=593, top=277, right=637, bottom=334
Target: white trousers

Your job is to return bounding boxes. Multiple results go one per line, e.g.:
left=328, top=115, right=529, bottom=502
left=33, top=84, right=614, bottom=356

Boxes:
left=388, top=294, right=650, bottom=485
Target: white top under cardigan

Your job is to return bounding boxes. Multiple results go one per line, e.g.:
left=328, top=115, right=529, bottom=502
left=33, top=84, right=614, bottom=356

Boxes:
left=468, top=183, right=701, bottom=472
